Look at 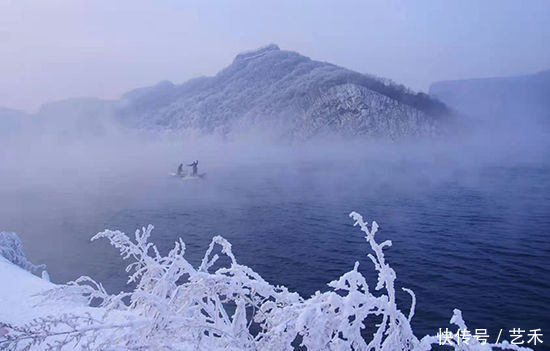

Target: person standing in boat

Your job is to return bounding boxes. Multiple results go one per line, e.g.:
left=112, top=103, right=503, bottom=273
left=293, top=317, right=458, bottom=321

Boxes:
left=187, top=160, right=199, bottom=176
left=176, top=163, right=184, bottom=176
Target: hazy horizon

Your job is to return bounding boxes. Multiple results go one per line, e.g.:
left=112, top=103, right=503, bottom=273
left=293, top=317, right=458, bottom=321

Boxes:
left=1, top=0, right=550, bottom=112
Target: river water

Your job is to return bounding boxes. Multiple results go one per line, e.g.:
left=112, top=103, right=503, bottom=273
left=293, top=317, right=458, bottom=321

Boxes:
left=2, top=140, right=549, bottom=341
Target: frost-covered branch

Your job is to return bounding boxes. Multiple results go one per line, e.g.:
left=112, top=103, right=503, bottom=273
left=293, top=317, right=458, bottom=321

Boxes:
left=0, top=213, right=533, bottom=350
left=0, top=232, right=45, bottom=274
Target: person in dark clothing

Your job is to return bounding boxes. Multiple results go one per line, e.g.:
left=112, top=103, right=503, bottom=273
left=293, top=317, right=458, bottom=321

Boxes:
left=187, top=160, right=199, bottom=176
left=176, top=163, right=184, bottom=176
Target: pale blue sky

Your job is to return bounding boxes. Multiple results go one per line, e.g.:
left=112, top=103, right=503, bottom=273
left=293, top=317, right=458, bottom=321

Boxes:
left=1, top=0, right=549, bottom=111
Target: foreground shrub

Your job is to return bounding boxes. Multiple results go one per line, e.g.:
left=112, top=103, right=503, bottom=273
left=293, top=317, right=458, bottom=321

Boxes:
left=0, top=213, right=532, bottom=350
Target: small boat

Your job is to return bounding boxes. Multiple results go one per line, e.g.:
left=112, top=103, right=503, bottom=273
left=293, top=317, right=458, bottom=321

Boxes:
left=169, top=172, right=206, bottom=180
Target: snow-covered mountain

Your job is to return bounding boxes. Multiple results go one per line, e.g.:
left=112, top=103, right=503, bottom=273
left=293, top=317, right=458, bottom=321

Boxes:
left=2, top=45, right=450, bottom=140
left=430, top=70, right=550, bottom=126
left=116, top=45, right=449, bottom=139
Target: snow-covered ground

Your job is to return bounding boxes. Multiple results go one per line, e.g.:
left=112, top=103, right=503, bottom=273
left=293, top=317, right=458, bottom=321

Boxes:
left=0, top=256, right=106, bottom=325
left=0, top=255, right=57, bottom=326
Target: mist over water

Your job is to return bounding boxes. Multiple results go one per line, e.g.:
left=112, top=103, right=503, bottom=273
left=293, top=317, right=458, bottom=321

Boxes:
left=1, top=123, right=549, bottom=337
left=1, top=2, right=549, bottom=349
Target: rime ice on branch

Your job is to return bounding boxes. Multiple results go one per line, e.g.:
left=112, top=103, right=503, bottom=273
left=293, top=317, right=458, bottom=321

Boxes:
left=0, top=232, right=45, bottom=274
left=0, top=213, right=533, bottom=350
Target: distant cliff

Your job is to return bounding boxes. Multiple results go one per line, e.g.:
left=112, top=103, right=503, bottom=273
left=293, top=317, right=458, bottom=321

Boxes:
left=430, top=70, right=550, bottom=125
